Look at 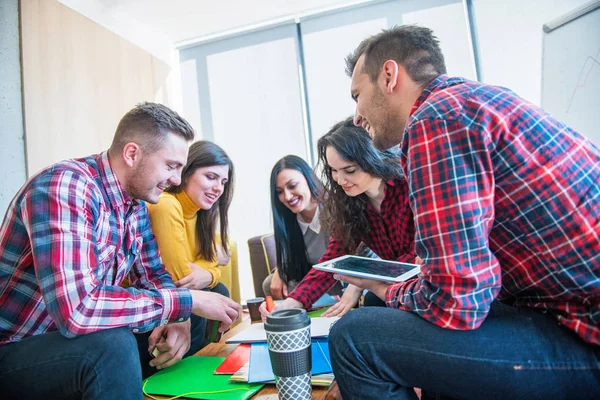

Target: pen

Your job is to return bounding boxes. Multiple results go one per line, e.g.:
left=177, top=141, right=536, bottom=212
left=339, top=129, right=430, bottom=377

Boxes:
left=265, top=295, right=275, bottom=313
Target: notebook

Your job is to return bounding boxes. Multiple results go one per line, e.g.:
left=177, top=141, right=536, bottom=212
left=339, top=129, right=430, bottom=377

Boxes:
left=247, top=339, right=332, bottom=383
left=214, top=344, right=251, bottom=375
left=142, top=356, right=263, bottom=400
left=226, top=316, right=339, bottom=344
left=230, top=362, right=335, bottom=387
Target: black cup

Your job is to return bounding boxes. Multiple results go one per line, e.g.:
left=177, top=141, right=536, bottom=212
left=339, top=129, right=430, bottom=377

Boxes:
left=246, top=297, right=264, bottom=323
left=264, top=309, right=312, bottom=399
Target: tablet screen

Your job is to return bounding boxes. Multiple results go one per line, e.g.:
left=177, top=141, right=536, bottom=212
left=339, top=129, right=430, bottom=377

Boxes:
left=330, top=257, right=418, bottom=278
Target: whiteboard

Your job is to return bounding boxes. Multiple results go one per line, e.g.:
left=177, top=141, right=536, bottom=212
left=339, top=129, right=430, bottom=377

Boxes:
left=541, top=1, right=600, bottom=146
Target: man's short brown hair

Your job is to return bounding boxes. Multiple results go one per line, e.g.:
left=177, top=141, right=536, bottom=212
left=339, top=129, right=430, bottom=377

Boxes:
left=346, top=25, right=447, bottom=88
left=110, top=102, right=195, bottom=154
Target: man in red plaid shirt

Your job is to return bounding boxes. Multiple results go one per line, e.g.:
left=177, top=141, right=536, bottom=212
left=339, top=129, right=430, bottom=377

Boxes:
left=0, top=103, right=240, bottom=399
left=329, top=26, right=600, bottom=399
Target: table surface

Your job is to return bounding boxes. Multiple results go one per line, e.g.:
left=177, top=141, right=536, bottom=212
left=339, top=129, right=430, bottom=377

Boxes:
left=144, top=313, right=336, bottom=399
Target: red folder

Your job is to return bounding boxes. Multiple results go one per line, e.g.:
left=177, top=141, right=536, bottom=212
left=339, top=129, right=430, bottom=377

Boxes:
left=214, top=344, right=251, bottom=374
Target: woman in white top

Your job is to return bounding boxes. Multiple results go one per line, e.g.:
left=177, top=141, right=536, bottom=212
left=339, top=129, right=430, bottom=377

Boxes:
left=262, top=155, right=332, bottom=299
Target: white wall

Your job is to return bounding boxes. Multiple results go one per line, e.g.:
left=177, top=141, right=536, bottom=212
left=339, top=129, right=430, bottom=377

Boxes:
left=472, top=0, right=590, bottom=105
left=0, top=0, right=27, bottom=218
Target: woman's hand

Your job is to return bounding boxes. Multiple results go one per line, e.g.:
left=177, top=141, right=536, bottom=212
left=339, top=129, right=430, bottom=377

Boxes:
left=175, top=262, right=213, bottom=290
left=216, top=244, right=230, bottom=266
left=259, top=296, right=303, bottom=322
left=270, top=268, right=288, bottom=300
left=322, top=284, right=362, bottom=317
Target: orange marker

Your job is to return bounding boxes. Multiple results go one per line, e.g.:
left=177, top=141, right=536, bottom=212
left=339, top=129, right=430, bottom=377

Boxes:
left=265, top=295, right=275, bottom=313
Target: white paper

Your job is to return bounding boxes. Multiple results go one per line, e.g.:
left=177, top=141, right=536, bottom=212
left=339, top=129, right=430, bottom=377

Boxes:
left=226, top=316, right=340, bottom=344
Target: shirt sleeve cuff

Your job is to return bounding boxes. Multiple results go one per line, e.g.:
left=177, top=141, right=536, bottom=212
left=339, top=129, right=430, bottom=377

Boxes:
left=160, top=287, right=193, bottom=323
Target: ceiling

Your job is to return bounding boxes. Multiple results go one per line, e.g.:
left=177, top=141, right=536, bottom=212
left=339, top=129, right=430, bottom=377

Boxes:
left=59, top=0, right=360, bottom=62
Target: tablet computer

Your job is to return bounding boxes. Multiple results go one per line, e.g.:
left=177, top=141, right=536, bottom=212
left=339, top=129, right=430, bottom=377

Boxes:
left=313, top=255, right=420, bottom=283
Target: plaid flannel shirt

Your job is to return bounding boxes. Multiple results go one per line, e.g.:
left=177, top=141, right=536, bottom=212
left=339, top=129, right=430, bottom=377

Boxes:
left=289, top=179, right=415, bottom=308
left=386, top=75, right=600, bottom=345
left=0, top=152, right=192, bottom=345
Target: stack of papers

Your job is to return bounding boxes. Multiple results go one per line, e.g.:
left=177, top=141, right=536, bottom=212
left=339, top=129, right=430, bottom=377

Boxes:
left=247, top=339, right=332, bottom=383
left=226, top=316, right=339, bottom=344
left=229, top=362, right=335, bottom=387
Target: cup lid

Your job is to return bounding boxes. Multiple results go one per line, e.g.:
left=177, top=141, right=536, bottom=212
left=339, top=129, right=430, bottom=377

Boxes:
left=264, top=308, right=310, bottom=332
left=246, top=297, right=265, bottom=303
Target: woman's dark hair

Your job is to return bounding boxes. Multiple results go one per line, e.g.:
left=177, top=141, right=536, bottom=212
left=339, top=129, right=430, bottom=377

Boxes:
left=270, top=155, right=322, bottom=283
left=166, top=141, right=234, bottom=261
left=318, top=117, right=403, bottom=251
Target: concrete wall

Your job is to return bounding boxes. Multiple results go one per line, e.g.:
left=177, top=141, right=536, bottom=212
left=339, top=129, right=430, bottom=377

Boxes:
left=0, top=0, right=27, bottom=218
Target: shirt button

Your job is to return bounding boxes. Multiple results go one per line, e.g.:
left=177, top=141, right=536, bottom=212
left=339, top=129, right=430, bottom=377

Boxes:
left=178, top=318, right=184, bottom=322
left=133, top=328, right=139, bottom=333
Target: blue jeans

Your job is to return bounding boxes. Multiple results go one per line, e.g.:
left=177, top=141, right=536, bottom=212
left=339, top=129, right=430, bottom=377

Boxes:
left=329, top=301, right=600, bottom=400
left=0, top=311, right=210, bottom=399
left=0, top=327, right=142, bottom=400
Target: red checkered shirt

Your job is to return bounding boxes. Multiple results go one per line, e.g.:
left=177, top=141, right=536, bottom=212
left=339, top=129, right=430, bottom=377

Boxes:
left=0, top=152, right=192, bottom=345
left=386, top=75, right=600, bottom=345
left=289, top=179, right=415, bottom=308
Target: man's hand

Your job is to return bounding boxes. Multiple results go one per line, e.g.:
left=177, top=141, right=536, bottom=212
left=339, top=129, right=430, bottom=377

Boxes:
left=322, top=284, right=362, bottom=317
left=333, top=274, right=391, bottom=301
left=148, top=320, right=191, bottom=370
left=259, top=296, right=302, bottom=322
left=270, top=268, right=288, bottom=300
left=190, top=290, right=241, bottom=333
left=216, top=244, right=231, bottom=266
left=175, top=262, right=213, bottom=290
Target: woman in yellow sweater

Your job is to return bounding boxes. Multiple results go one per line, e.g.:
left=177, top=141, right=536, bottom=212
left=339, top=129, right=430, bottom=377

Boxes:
left=148, top=141, right=234, bottom=298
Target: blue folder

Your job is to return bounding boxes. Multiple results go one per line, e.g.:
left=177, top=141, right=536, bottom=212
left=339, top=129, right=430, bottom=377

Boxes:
left=247, top=339, right=332, bottom=383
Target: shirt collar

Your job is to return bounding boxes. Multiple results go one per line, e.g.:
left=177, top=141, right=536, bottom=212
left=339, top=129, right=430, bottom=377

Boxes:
left=97, top=151, right=138, bottom=211
left=297, top=205, right=321, bottom=235
left=409, top=74, right=466, bottom=118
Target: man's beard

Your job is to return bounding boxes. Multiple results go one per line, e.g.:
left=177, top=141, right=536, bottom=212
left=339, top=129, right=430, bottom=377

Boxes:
left=371, top=87, right=405, bottom=151
left=124, top=159, right=158, bottom=204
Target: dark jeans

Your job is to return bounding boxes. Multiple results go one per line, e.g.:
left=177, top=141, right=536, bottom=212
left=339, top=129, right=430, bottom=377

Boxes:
left=330, top=301, right=600, bottom=400
left=0, top=315, right=208, bottom=400
left=363, top=290, right=386, bottom=307
left=0, top=283, right=230, bottom=398
left=0, top=327, right=143, bottom=400
left=135, top=282, right=229, bottom=380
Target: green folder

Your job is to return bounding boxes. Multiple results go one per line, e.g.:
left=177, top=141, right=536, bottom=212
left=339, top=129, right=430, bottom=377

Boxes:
left=307, top=306, right=331, bottom=318
left=143, top=356, right=264, bottom=400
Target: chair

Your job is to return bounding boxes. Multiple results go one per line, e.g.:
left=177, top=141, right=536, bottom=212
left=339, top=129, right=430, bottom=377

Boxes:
left=219, top=240, right=241, bottom=305
left=247, top=234, right=277, bottom=298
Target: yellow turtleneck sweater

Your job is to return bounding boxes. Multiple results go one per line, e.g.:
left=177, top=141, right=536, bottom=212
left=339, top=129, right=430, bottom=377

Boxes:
left=147, top=191, right=222, bottom=289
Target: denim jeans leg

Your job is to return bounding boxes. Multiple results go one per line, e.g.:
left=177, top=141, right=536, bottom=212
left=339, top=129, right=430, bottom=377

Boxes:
left=0, top=327, right=142, bottom=400
left=329, top=302, right=600, bottom=400
left=208, top=282, right=230, bottom=298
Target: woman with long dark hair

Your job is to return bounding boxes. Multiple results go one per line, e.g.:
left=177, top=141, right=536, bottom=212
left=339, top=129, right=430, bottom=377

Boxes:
left=260, top=117, right=415, bottom=318
left=264, top=155, right=357, bottom=305
left=147, top=140, right=234, bottom=297
left=263, top=155, right=324, bottom=298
